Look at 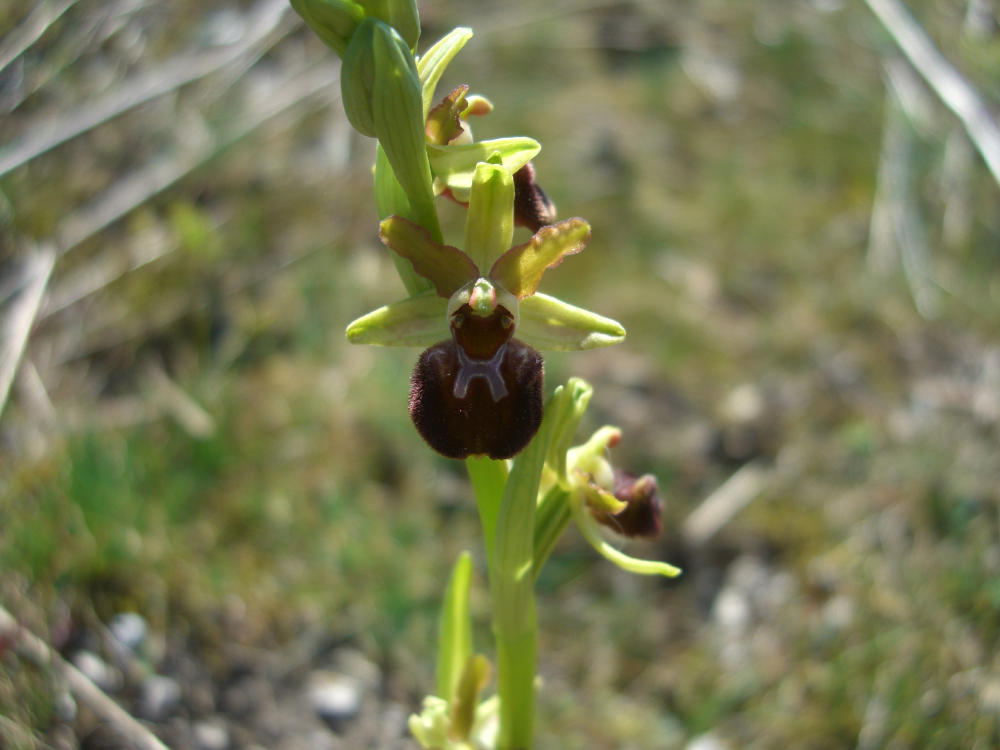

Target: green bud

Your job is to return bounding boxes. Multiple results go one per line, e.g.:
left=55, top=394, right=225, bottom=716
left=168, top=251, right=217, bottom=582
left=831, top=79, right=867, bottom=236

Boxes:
left=289, top=0, right=365, bottom=57
left=340, top=17, right=379, bottom=136
left=370, top=20, right=436, bottom=219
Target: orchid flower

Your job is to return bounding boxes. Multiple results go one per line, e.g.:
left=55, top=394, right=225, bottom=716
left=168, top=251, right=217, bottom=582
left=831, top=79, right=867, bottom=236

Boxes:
left=347, top=162, right=625, bottom=458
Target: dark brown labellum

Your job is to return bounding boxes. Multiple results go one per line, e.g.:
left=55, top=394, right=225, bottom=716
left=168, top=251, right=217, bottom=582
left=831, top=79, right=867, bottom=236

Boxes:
left=408, top=336, right=544, bottom=460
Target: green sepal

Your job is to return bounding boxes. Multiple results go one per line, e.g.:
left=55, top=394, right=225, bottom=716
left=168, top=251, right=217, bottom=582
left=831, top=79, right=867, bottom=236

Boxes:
left=464, top=163, right=514, bottom=273
left=428, top=137, right=540, bottom=201
left=290, top=0, right=365, bottom=57
left=490, top=218, right=589, bottom=299
left=570, top=494, right=682, bottom=578
left=417, top=27, right=474, bottom=118
left=345, top=290, right=447, bottom=346
left=357, top=0, right=420, bottom=50
left=517, top=293, right=626, bottom=351
left=436, top=551, right=474, bottom=704
left=379, top=216, right=478, bottom=297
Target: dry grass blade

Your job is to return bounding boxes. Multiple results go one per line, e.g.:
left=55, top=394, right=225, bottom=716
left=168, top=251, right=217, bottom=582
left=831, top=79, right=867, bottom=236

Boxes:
left=54, top=60, right=339, bottom=257
left=0, top=605, right=172, bottom=750
left=868, top=59, right=940, bottom=318
left=0, top=0, right=80, bottom=76
left=682, top=461, right=768, bottom=547
left=865, top=0, right=1000, bottom=189
left=0, top=0, right=295, bottom=177
left=0, top=248, right=56, bottom=421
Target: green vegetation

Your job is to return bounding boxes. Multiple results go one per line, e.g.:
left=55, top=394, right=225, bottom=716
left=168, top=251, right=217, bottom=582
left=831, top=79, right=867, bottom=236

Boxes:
left=2, top=1, right=999, bottom=748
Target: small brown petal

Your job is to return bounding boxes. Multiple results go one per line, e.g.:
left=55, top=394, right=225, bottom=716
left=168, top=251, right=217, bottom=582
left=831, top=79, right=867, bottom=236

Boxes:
left=409, top=337, right=544, bottom=459
left=513, top=162, right=557, bottom=232
left=425, top=84, right=470, bottom=145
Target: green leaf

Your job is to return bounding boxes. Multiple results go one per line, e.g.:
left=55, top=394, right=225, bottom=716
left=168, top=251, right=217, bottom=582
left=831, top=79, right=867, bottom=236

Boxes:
left=436, top=552, right=474, bottom=703
left=543, top=377, right=592, bottom=489
left=416, top=27, right=474, bottom=118
left=345, top=290, right=447, bottom=346
left=428, top=138, right=540, bottom=201
left=532, top=484, right=572, bottom=579
left=517, top=293, right=626, bottom=350
left=379, top=217, right=478, bottom=297
left=489, top=218, right=589, bottom=299
left=465, top=163, right=514, bottom=273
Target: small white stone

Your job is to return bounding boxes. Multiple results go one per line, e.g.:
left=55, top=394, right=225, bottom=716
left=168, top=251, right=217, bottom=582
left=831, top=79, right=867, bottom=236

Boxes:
left=109, top=612, right=148, bottom=652
left=307, top=672, right=362, bottom=723
left=193, top=719, right=229, bottom=750
left=141, top=675, right=182, bottom=721
left=686, top=732, right=730, bottom=750
left=713, top=587, right=750, bottom=631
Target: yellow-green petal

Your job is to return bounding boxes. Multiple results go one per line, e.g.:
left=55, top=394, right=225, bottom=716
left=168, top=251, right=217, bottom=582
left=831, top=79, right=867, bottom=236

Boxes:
left=489, top=219, right=589, bottom=300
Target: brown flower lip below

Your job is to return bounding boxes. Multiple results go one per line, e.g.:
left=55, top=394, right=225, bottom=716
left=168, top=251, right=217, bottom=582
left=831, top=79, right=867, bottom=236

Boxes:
left=409, top=336, right=544, bottom=460
left=593, top=472, right=663, bottom=538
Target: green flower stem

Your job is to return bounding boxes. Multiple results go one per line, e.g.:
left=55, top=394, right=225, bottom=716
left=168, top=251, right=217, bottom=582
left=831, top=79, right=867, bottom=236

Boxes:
left=488, top=390, right=558, bottom=750
left=466, top=455, right=508, bottom=567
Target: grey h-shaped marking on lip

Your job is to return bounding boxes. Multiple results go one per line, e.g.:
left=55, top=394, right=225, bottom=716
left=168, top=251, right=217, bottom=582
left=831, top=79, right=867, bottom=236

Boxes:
left=453, top=342, right=509, bottom=401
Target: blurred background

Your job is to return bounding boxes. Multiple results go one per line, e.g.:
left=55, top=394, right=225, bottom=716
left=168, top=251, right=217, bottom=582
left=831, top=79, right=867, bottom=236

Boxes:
left=2, top=0, right=1000, bottom=748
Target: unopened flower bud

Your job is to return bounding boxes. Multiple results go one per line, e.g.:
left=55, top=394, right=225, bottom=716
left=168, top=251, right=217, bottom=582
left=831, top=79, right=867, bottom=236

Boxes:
left=356, top=0, right=420, bottom=50
left=290, top=0, right=365, bottom=57
left=513, top=162, right=557, bottom=231
left=592, top=472, right=663, bottom=538
left=340, top=18, right=380, bottom=136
